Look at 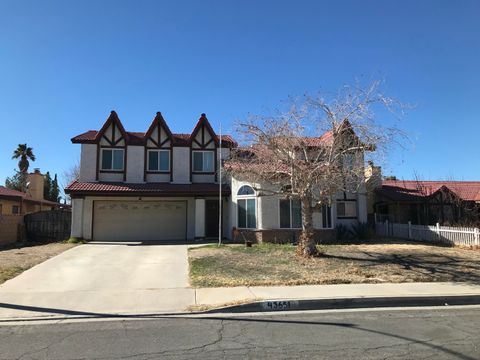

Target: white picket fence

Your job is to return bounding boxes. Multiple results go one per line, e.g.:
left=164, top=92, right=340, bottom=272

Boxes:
left=376, top=220, right=480, bottom=247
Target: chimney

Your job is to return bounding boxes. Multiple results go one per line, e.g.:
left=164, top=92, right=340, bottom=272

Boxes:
left=27, top=168, right=45, bottom=201
left=365, top=161, right=382, bottom=191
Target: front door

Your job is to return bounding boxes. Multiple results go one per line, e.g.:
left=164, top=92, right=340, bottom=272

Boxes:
left=205, top=200, right=220, bottom=238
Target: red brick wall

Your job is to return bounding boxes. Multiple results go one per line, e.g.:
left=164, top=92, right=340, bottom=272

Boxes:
left=0, top=215, right=24, bottom=245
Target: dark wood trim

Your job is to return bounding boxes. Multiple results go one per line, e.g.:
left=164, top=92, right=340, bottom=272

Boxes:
left=146, top=170, right=171, bottom=174
left=148, top=137, right=159, bottom=147
left=170, top=147, right=173, bottom=182
left=192, top=138, right=202, bottom=148
left=102, top=135, right=113, bottom=145
left=113, top=137, right=125, bottom=146
left=123, top=146, right=127, bottom=181
left=99, top=170, right=125, bottom=174
left=214, top=147, right=218, bottom=182
left=143, top=146, right=147, bottom=182
left=91, top=200, right=95, bottom=240
left=189, top=146, right=193, bottom=183
left=192, top=171, right=216, bottom=175
left=159, top=138, right=170, bottom=147
left=96, top=145, right=100, bottom=181
left=204, top=138, right=214, bottom=148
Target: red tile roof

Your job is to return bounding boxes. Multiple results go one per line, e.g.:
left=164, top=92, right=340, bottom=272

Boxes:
left=378, top=180, right=480, bottom=202
left=65, top=181, right=231, bottom=196
left=0, top=186, right=63, bottom=206
left=72, top=130, right=237, bottom=147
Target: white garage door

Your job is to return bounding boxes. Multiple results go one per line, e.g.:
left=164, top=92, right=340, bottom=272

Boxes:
left=93, top=201, right=187, bottom=241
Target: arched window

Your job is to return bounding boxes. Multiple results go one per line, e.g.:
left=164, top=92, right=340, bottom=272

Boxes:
left=237, top=185, right=255, bottom=196
left=237, top=185, right=256, bottom=228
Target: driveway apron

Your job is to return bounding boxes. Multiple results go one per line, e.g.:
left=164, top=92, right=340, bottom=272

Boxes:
left=0, top=242, right=195, bottom=319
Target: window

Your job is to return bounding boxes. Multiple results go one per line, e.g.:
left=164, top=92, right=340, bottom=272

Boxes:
left=321, top=205, right=332, bottom=228
left=280, top=199, right=302, bottom=228
left=12, top=205, right=20, bottom=215
left=237, top=185, right=256, bottom=228
left=101, top=148, right=124, bottom=171
left=343, top=153, right=355, bottom=171
left=148, top=150, right=170, bottom=172
left=337, top=201, right=357, bottom=218
left=192, top=151, right=214, bottom=172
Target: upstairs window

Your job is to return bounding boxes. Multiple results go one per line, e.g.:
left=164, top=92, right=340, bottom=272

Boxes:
left=343, top=153, right=355, bottom=171
left=280, top=199, right=302, bottom=228
left=101, top=148, right=124, bottom=171
left=192, top=151, right=214, bottom=172
left=148, top=150, right=170, bottom=172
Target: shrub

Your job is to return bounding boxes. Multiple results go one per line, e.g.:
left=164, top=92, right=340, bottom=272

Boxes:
left=335, top=224, right=352, bottom=242
left=350, top=222, right=372, bottom=241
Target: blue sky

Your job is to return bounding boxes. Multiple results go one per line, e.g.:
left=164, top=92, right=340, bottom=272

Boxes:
left=1, top=0, right=479, bottom=191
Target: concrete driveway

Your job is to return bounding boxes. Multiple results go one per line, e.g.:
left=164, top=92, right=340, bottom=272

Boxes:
left=0, top=242, right=195, bottom=319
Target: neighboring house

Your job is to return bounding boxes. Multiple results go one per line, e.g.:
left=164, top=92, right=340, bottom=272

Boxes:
left=0, top=169, right=61, bottom=215
left=365, top=163, right=480, bottom=226
left=66, top=111, right=368, bottom=242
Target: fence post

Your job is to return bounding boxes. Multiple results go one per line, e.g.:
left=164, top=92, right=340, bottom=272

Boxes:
left=385, top=219, right=389, bottom=237
left=436, top=223, right=441, bottom=241
left=408, top=221, right=412, bottom=239
left=475, top=228, right=479, bottom=246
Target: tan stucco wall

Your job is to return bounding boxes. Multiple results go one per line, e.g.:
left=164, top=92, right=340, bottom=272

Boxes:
left=0, top=215, right=24, bottom=245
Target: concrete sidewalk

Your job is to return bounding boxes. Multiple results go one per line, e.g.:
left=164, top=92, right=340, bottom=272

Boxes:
left=195, top=282, right=480, bottom=307
left=1, top=282, right=480, bottom=321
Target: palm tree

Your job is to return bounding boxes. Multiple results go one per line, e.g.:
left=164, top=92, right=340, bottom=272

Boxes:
left=12, top=144, right=36, bottom=173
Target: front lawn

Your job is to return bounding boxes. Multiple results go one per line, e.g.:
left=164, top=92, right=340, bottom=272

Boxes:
left=0, top=242, right=77, bottom=285
left=188, top=242, right=480, bottom=287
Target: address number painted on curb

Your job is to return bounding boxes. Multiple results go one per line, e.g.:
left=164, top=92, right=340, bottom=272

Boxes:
left=262, top=300, right=299, bottom=311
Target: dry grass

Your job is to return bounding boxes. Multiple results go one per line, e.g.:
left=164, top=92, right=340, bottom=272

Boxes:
left=188, top=242, right=480, bottom=287
left=0, top=242, right=77, bottom=285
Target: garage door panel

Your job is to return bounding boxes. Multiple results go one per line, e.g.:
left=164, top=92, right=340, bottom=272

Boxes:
left=93, top=201, right=186, bottom=241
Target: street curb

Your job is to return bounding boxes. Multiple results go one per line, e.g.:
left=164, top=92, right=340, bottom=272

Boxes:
left=206, top=295, right=480, bottom=313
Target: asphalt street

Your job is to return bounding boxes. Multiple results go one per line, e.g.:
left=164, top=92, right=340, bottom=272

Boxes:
left=0, top=306, right=479, bottom=359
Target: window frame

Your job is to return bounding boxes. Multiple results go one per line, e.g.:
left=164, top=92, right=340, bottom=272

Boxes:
left=321, top=204, right=333, bottom=229
left=336, top=200, right=357, bottom=219
left=192, top=150, right=215, bottom=173
left=12, top=205, right=20, bottom=215
left=146, top=149, right=171, bottom=173
left=237, top=185, right=256, bottom=229
left=100, top=147, right=125, bottom=172
left=279, top=198, right=302, bottom=229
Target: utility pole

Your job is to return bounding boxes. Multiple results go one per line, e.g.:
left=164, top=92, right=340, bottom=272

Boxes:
left=218, top=122, right=222, bottom=246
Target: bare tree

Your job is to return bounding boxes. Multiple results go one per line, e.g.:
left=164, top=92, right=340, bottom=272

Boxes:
left=61, top=161, right=80, bottom=203
left=225, top=81, right=407, bottom=257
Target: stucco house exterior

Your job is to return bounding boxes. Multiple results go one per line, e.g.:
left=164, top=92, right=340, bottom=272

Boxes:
left=66, top=111, right=367, bottom=242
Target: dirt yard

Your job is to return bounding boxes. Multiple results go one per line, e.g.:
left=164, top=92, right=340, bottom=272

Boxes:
left=0, top=242, right=77, bottom=285
left=188, top=243, right=480, bottom=287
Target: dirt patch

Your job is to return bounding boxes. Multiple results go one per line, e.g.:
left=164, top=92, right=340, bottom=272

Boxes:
left=188, top=243, right=480, bottom=287
left=0, top=242, right=77, bottom=285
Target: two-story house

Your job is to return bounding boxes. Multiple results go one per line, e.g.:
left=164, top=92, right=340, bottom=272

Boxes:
left=66, top=111, right=367, bottom=242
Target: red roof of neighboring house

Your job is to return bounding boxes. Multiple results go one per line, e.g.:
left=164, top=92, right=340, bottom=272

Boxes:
left=65, top=181, right=231, bottom=196
left=377, top=180, right=480, bottom=202
left=0, top=186, right=63, bottom=206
